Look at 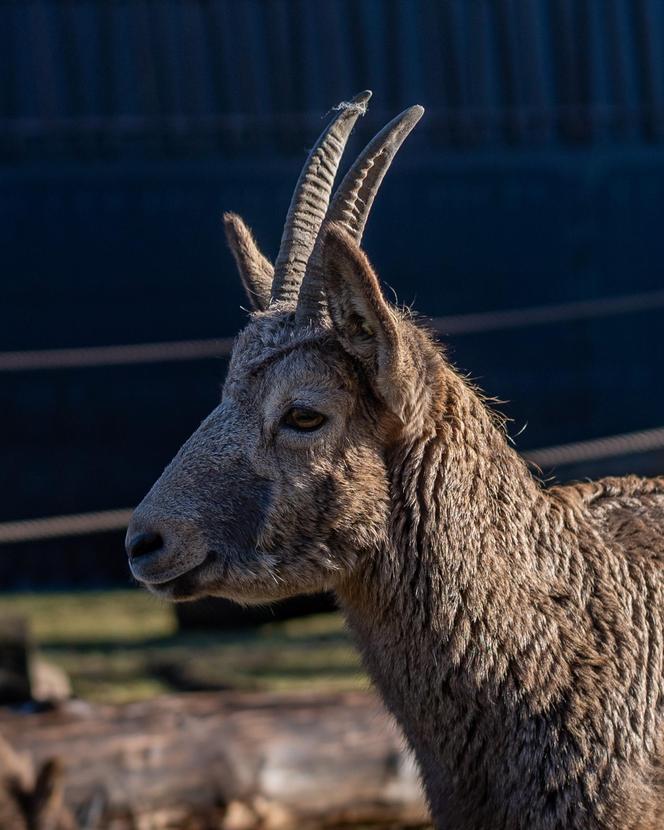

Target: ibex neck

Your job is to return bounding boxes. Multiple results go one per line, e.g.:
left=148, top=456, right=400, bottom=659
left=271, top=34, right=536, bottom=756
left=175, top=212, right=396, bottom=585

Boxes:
left=341, top=364, right=549, bottom=641
left=337, top=366, right=561, bottom=819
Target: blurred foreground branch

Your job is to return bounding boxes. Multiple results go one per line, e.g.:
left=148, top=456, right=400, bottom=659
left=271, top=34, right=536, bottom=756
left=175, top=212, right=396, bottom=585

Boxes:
left=0, top=691, right=429, bottom=829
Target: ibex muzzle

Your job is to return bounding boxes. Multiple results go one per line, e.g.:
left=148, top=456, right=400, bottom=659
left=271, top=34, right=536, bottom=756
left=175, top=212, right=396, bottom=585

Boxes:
left=127, top=403, right=272, bottom=594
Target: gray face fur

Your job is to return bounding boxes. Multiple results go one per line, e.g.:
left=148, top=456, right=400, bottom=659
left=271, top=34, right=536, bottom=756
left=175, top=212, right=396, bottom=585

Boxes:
left=126, top=94, right=424, bottom=604
left=129, top=311, right=394, bottom=602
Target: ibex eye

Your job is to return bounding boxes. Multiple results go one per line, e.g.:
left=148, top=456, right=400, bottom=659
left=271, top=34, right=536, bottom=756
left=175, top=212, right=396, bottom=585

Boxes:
left=284, top=407, right=326, bottom=431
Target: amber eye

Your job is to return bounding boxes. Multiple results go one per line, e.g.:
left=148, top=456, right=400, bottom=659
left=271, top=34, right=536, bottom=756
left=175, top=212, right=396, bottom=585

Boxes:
left=284, top=407, right=326, bottom=432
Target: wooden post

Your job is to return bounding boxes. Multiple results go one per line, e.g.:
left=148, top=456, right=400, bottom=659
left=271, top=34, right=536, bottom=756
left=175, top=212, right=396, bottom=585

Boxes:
left=0, top=616, right=32, bottom=704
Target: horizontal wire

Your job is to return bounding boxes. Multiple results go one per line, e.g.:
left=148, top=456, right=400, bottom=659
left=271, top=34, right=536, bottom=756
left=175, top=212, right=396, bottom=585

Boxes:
left=524, top=425, right=664, bottom=469
left=0, top=509, right=133, bottom=544
left=0, top=337, right=236, bottom=372
left=1, top=288, right=663, bottom=372
left=429, top=288, right=664, bottom=335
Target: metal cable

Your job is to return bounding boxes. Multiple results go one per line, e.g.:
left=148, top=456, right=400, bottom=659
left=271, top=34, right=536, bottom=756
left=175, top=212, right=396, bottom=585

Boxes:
left=1, top=288, right=663, bottom=372
left=1, top=425, right=663, bottom=545
left=0, top=509, right=133, bottom=544
left=523, top=425, right=664, bottom=469
left=429, top=288, right=664, bottom=335
left=0, top=337, right=236, bottom=372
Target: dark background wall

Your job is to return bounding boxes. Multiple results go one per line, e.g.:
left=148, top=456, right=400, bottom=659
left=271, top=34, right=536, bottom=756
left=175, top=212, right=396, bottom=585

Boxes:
left=1, top=0, right=663, bottom=587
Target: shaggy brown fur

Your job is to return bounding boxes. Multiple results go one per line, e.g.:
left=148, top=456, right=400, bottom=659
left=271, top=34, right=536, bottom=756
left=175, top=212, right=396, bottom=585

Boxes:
left=338, top=333, right=664, bottom=830
left=0, top=734, right=77, bottom=830
left=127, top=99, right=664, bottom=829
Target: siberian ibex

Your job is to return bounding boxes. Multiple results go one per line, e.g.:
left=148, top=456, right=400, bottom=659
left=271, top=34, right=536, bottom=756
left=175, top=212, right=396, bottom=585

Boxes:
left=126, top=92, right=664, bottom=829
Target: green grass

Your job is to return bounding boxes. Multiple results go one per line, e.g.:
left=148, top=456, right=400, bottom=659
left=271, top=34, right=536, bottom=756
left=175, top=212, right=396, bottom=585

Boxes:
left=0, top=590, right=177, bottom=643
left=0, top=590, right=366, bottom=703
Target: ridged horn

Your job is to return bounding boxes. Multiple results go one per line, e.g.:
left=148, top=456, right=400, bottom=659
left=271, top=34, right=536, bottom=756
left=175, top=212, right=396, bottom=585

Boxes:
left=296, top=104, right=424, bottom=321
left=328, top=104, right=424, bottom=241
left=271, top=90, right=372, bottom=305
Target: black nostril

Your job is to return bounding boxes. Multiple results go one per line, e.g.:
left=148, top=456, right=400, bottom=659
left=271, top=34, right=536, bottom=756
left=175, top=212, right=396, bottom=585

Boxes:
left=128, top=531, right=164, bottom=560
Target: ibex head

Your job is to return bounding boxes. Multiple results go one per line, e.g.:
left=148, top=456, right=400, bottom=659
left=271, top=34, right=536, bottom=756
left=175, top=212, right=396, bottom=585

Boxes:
left=126, top=92, right=431, bottom=603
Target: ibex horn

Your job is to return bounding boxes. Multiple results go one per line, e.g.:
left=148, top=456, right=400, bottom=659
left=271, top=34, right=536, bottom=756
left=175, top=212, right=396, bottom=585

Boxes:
left=271, top=90, right=372, bottom=305
left=328, top=104, right=424, bottom=241
left=296, top=104, right=424, bottom=321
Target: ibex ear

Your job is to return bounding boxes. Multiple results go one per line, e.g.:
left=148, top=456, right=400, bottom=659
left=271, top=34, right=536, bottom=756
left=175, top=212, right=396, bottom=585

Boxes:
left=223, top=212, right=274, bottom=311
left=322, top=223, right=407, bottom=418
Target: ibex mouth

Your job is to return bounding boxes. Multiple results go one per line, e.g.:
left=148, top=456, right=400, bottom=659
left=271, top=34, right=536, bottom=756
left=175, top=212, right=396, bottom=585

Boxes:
left=129, top=547, right=213, bottom=588
left=137, top=552, right=217, bottom=601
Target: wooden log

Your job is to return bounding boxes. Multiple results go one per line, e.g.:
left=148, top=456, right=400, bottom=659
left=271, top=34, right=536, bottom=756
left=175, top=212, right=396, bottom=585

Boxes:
left=0, top=691, right=430, bottom=829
